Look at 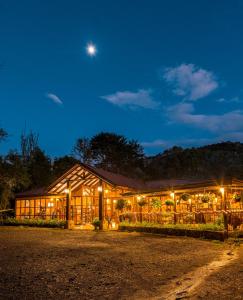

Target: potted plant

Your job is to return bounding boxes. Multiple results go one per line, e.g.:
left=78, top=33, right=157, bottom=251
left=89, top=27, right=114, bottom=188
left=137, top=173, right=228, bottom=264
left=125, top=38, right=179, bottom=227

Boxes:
left=232, top=192, right=241, bottom=203
left=165, top=199, right=174, bottom=206
left=115, top=199, right=127, bottom=211
left=137, top=198, right=147, bottom=222
left=137, top=198, right=147, bottom=207
left=151, top=198, right=162, bottom=210
left=92, top=218, right=101, bottom=230
left=115, top=199, right=127, bottom=222
left=200, top=193, right=215, bottom=208
left=180, top=193, right=190, bottom=202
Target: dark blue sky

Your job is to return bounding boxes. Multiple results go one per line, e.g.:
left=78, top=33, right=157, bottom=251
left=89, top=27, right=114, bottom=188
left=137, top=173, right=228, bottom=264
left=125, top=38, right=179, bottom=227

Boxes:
left=1, top=0, right=243, bottom=156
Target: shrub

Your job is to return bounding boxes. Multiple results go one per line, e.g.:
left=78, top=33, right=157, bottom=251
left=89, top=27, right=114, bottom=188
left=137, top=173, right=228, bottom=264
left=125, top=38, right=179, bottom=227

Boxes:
left=0, top=218, right=65, bottom=228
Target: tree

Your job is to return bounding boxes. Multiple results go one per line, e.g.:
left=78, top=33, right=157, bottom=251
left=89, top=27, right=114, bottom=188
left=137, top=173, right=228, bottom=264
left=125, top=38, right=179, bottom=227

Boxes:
left=20, top=131, right=39, bottom=163
left=0, top=128, right=8, bottom=143
left=72, top=138, right=92, bottom=164
left=0, top=151, right=30, bottom=209
left=90, top=132, right=144, bottom=177
left=52, top=156, right=79, bottom=179
left=28, top=147, right=52, bottom=188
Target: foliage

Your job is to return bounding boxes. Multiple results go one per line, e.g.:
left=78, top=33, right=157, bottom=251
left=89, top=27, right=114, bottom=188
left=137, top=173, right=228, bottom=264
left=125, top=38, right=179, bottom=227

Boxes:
left=115, top=199, right=127, bottom=210
left=90, top=132, right=144, bottom=177
left=180, top=193, right=190, bottom=201
left=0, top=218, right=66, bottom=228
left=200, top=193, right=215, bottom=203
left=72, top=138, right=92, bottom=164
left=0, top=128, right=8, bottom=143
left=151, top=198, right=162, bottom=209
left=120, top=221, right=225, bottom=231
left=165, top=200, right=174, bottom=206
left=52, top=156, right=78, bottom=179
left=232, top=192, right=242, bottom=202
left=92, top=218, right=101, bottom=229
left=137, top=198, right=147, bottom=207
left=144, top=142, right=243, bottom=180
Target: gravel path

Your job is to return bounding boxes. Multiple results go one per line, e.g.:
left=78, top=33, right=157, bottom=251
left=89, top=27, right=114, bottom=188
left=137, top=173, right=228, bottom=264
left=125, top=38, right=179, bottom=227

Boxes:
left=0, top=227, right=241, bottom=299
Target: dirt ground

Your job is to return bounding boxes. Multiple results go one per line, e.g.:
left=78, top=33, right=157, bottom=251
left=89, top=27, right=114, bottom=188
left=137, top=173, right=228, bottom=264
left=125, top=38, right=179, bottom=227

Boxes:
left=0, top=227, right=242, bottom=300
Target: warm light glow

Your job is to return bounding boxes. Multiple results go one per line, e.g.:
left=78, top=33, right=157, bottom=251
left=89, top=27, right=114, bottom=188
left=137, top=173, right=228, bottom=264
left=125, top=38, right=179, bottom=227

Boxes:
left=170, top=192, right=175, bottom=199
left=188, top=198, right=192, bottom=204
left=113, top=200, right=117, bottom=203
left=105, top=189, right=109, bottom=194
left=106, top=199, right=110, bottom=204
left=220, top=187, right=225, bottom=194
left=48, top=202, right=54, bottom=207
left=86, top=43, right=97, bottom=56
left=111, top=222, right=116, bottom=229
left=137, top=196, right=141, bottom=200
left=215, top=197, right=218, bottom=203
left=98, top=186, right=103, bottom=192
left=64, top=189, right=69, bottom=194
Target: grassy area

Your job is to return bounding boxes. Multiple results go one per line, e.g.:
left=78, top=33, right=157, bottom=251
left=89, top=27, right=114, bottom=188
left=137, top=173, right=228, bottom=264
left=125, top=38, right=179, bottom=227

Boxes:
left=120, top=221, right=225, bottom=231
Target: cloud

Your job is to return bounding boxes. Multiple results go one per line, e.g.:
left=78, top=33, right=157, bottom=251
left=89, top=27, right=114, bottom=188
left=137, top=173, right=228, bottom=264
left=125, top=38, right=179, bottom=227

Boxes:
left=101, top=89, right=159, bottom=109
left=46, top=93, right=63, bottom=105
left=142, top=137, right=214, bottom=149
left=216, top=96, right=241, bottom=103
left=163, top=64, right=218, bottom=101
left=167, top=102, right=243, bottom=133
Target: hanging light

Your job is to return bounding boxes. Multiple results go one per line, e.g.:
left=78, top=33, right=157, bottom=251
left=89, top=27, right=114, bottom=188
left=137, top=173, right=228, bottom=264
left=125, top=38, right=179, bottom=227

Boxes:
left=170, top=192, right=175, bottom=199
left=64, top=189, right=69, bottom=194
left=98, top=186, right=103, bottom=192
left=220, top=187, right=225, bottom=194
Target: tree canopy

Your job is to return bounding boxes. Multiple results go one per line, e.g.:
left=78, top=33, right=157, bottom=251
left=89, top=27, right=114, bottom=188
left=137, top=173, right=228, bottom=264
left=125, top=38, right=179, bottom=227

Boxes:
left=1, top=126, right=243, bottom=210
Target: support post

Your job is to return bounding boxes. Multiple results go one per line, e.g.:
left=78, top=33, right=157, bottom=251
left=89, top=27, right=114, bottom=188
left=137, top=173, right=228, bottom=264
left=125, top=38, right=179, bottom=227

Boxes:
left=98, top=179, right=104, bottom=230
left=65, top=180, right=72, bottom=229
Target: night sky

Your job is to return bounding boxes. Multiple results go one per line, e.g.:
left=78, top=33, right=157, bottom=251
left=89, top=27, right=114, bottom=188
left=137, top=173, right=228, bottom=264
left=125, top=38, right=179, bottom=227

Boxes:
left=1, top=0, right=243, bottom=156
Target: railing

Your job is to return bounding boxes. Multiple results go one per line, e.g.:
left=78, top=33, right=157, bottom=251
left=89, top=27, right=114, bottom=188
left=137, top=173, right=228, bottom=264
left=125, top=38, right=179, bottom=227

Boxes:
left=119, top=211, right=243, bottom=231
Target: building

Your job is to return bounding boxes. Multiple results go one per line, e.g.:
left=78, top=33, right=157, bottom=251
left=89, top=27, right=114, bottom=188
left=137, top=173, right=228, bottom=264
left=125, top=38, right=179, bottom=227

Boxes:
left=15, top=163, right=243, bottom=229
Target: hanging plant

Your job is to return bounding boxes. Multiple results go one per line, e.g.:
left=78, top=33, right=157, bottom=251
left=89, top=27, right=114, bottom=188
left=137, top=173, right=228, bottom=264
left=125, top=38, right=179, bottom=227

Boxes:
left=200, top=193, right=215, bottom=203
left=137, top=198, right=147, bottom=207
left=151, top=198, right=162, bottom=209
left=115, top=199, right=127, bottom=210
left=232, top=192, right=241, bottom=202
left=180, top=193, right=190, bottom=202
left=165, top=199, right=174, bottom=206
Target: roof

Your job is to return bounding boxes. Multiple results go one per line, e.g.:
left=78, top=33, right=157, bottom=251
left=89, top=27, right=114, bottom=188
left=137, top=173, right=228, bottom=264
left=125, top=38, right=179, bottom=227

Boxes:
left=16, top=187, right=49, bottom=198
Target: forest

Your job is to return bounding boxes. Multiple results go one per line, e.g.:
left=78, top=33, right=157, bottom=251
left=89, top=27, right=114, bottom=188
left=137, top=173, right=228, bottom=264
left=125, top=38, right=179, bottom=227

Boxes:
left=0, top=127, right=243, bottom=209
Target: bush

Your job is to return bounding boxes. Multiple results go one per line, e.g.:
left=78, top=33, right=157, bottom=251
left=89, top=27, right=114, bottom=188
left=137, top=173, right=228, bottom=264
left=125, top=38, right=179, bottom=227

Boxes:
left=120, top=221, right=225, bottom=231
left=0, top=218, right=66, bottom=228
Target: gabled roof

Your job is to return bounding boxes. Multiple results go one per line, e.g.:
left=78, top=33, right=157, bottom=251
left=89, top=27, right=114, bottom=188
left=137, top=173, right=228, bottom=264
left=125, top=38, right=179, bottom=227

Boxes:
left=47, top=163, right=145, bottom=194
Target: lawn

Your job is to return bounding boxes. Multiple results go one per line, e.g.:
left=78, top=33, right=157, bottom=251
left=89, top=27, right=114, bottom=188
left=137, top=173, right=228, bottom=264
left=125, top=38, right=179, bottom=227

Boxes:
left=0, top=227, right=242, bottom=299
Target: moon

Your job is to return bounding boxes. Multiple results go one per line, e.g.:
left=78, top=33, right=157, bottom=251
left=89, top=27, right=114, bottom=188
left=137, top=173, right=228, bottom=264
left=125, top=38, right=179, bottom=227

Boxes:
left=86, top=43, right=97, bottom=56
